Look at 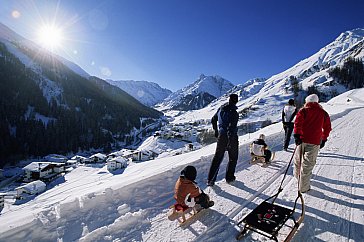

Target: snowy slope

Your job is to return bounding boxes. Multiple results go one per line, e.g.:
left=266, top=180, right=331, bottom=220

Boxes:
left=170, top=29, right=364, bottom=125
left=0, top=88, right=363, bottom=242
left=155, top=74, right=235, bottom=112
left=0, top=22, right=90, bottom=79
left=106, top=79, right=172, bottom=106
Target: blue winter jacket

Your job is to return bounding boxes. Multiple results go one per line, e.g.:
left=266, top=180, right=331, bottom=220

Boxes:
left=211, top=102, right=239, bottom=136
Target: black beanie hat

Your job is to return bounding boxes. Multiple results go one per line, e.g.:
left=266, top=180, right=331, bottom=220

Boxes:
left=229, top=94, right=239, bottom=104
left=181, top=165, right=197, bottom=181
left=288, top=99, right=294, bottom=105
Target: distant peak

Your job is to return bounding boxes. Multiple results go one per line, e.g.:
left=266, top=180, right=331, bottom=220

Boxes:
left=336, top=28, right=364, bottom=42
left=346, top=28, right=364, bottom=35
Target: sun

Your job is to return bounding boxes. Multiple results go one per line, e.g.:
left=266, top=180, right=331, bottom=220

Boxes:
left=37, top=24, right=63, bottom=51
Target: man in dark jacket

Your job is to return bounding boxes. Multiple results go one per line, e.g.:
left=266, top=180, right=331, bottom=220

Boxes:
left=282, top=99, right=297, bottom=151
left=207, top=94, right=239, bottom=186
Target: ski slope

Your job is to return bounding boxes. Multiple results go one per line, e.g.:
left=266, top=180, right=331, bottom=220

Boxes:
left=0, top=89, right=364, bottom=242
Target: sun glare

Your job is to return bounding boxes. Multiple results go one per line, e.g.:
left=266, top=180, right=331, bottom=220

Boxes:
left=37, top=24, right=63, bottom=51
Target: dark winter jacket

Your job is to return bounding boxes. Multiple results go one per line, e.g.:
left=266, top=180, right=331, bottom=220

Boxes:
left=174, top=176, right=201, bottom=207
left=294, top=102, right=332, bottom=145
left=211, top=103, right=239, bottom=136
left=253, top=138, right=267, bottom=148
left=282, top=104, right=297, bottom=124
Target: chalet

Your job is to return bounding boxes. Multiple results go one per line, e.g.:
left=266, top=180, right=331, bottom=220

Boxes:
left=184, top=142, right=202, bottom=152
left=66, top=155, right=87, bottom=168
left=185, top=143, right=194, bottom=151
left=89, top=153, right=106, bottom=163
left=122, top=150, right=134, bottom=160
left=23, top=162, right=65, bottom=182
left=15, top=180, right=46, bottom=199
left=65, top=159, right=78, bottom=168
left=70, top=155, right=90, bottom=164
left=108, top=149, right=134, bottom=160
left=132, top=149, right=159, bottom=162
left=107, top=157, right=128, bottom=171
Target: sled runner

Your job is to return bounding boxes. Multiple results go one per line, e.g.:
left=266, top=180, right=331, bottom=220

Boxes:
left=237, top=146, right=304, bottom=241
left=167, top=202, right=213, bottom=225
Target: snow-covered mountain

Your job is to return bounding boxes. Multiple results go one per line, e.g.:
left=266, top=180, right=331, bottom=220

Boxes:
left=0, top=23, right=90, bottom=79
left=171, top=28, right=364, bottom=125
left=1, top=88, right=363, bottom=242
left=155, top=74, right=235, bottom=112
left=0, top=22, right=162, bottom=164
left=106, top=80, right=172, bottom=106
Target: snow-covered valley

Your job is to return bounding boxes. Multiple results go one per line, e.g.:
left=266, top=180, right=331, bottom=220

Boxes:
left=0, top=89, right=363, bottom=242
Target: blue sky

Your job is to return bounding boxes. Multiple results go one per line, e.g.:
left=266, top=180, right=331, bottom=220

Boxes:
left=0, top=0, right=363, bottom=91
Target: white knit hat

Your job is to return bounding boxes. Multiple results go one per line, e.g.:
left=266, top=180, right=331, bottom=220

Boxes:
left=305, top=94, right=319, bottom=103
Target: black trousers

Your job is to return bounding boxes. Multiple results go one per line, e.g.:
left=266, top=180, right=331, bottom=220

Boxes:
left=264, top=149, right=272, bottom=162
left=195, top=193, right=211, bottom=208
left=207, top=133, right=238, bottom=182
left=283, top=122, right=294, bottom=149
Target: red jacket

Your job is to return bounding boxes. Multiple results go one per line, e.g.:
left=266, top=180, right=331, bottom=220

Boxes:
left=294, top=102, right=332, bottom=145
left=174, top=177, right=201, bottom=206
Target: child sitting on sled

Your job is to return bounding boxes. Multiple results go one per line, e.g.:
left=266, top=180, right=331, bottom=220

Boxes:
left=168, top=165, right=214, bottom=223
left=174, top=165, right=214, bottom=210
left=250, top=134, right=272, bottom=163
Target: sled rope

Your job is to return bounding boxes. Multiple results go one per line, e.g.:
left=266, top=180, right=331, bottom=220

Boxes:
left=271, top=145, right=298, bottom=203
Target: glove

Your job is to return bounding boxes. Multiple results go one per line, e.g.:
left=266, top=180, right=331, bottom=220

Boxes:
left=293, top=134, right=302, bottom=145
left=214, top=130, right=219, bottom=138
left=320, top=140, right=327, bottom=149
left=283, top=122, right=288, bottom=129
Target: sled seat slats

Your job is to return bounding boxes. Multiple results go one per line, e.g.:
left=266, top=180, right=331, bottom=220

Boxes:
left=243, top=201, right=294, bottom=234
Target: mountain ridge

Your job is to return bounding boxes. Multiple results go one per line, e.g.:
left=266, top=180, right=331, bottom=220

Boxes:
left=155, top=74, right=235, bottom=112
left=170, top=28, right=364, bottom=125
left=106, top=79, right=172, bottom=106
left=0, top=23, right=162, bottom=165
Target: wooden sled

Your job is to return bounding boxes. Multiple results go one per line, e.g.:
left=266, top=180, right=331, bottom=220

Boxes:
left=167, top=203, right=200, bottom=225
left=250, top=152, right=275, bottom=165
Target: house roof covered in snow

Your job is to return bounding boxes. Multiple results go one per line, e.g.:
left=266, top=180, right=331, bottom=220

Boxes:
left=108, top=157, right=127, bottom=163
left=16, top=180, right=46, bottom=192
left=90, top=153, right=106, bottom=159
left=23, top=162, right=64, bottom=172
left=23, top=162, right=51, bottom=172
left=71, top=155, right=87, bottom=160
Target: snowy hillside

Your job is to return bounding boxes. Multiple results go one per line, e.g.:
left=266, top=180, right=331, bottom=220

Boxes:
left=106, top=80, right=172, bottom=106
left=155, top=74, right=235, bottom=112
left=170, top=29, right=364, bottom=125
left=0, top=22, right=162, bottom=164
left=0, top=88, right=363, bottom=242
left=0, top=22, right=90, bottom=79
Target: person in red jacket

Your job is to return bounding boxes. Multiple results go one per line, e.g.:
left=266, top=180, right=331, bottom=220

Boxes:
left=174, top=166, right=214, bottom=209
left=293, top=94, right=332, bottom=193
